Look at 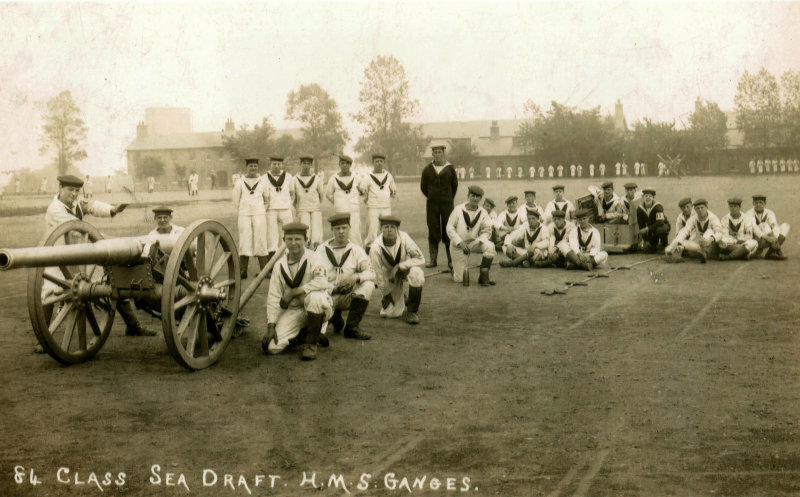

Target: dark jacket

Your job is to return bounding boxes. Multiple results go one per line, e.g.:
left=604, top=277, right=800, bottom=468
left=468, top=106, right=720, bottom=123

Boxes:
left=420, top=163, right=458, bottom=204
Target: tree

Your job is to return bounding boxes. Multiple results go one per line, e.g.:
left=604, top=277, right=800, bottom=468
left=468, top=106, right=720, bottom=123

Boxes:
left=446, top=139, right=479, bottom=168
left=286, top=83, right=350, bottom=168
left=39, top=90, right=88, bottom=176
left=779, top=69, right=800, bottom=153
left=352, top=55, right=427, bottom=173
left=686, top=99, right=728, bottom=167
left=516, top=101, right=621, bottom=166
left=626, top=118, right=685, bottom=168
left=222, top=117, right=297, bottom=160
left=136, top=156, right=165, bottom=179
left=734, top=68, right=781, bottom=155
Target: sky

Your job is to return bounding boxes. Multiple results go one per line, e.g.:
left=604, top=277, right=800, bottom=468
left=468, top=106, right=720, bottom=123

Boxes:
left=1, top=1, right=799, bottom=176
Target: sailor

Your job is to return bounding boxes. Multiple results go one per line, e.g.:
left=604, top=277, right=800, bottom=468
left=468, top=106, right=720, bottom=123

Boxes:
left=314, top=213, right=375, bottom=340
left=369, top=215, right=425, bottom=325
left=501, top=208, right=550, bottom=268
left=716, top=197, right=759, bottom=261
left=635, top=188, right=670, bottom=252
left=746, top=194, right=789, bottom=260
left=420, top=145, right=458, bottom=269
left=293, top=155, right=325, bottom=248
left=360, top=153, right=397, bottom=248
left=232, top=158, right=270, bottom=279
left=264, top=156, right=295, bottom=259
left=445, top=185, right=497, bottom=286
left=326, top=155, right=364, bottom=246
left=261, top=222, right=333, bottom=361
left=542, top=185, right=575, bottom=223
left=565, top=209, right=608, bottom=270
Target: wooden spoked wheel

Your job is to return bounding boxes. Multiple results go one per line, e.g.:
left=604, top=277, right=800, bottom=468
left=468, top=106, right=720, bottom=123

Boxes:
left=27, top=220, right=115, bottom=364
left=161, top=220, right=240, bottom=370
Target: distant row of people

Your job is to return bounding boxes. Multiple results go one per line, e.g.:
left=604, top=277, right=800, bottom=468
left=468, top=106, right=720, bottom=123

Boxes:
left=748, top=159, right=799, bottom=174
left=453, top=161, right=659, bottom=181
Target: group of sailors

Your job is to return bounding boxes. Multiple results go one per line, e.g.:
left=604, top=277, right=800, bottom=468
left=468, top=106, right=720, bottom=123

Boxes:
left=453, top=160, right=665, bottom=181
left=748, top=158, right=799, bottom=174
left=40, top=144, right=791, bottom=362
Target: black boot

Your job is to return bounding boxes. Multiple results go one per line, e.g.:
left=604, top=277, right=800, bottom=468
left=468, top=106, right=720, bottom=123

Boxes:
left=565, top=251, right=581, bottom=269
left=343, top=297, right=371, bottom=340
left=301, top=312, right=325, bottom=361
left=257, top=256, right=269, bottom=271
left=426, top=242, right=438, bottom=268
left=478, top=257, right=496, bottom=286
left=444, top=244, right=453, bottom=271
left=406, top=287, right=422, bottom=325
left=118, top=300, right=156, bottom=336
left=329, top=309, right=345, bottom=334
left=239, top=255, right=249, bottom=279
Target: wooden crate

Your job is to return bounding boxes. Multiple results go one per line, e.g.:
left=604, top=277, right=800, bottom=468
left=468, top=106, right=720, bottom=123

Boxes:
left=597, top=223, right=639, bottom=253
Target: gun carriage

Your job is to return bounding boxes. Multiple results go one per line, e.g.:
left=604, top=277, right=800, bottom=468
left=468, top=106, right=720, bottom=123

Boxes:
left=0, top=219, right=281, bottom=370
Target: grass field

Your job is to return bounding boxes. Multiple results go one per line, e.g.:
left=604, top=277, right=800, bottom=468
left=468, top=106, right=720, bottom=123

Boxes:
left=0, top=175, right=798, bottom=496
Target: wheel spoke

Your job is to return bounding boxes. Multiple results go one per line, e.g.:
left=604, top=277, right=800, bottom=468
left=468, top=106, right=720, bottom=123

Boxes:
left=196, top=232, right=206, bottom=277
left=183, top=250, right=198, bottom=280
left=59, top=265, right=73, bottom=281
left=184, top=312, right=200, bottom=356
left=60, top=308, right=78, bottom=350
left=42, top=291, right=73, bottom=306
left=77, top=310, right=87, bottom=350
left=176, top=305, right=198, bottom=338
left=197, top=312, right=209, bottom=358
left=49, top=302, right=74, bottom=334
left=173, top=294, right=198, bottom=311
left=177, top=274, right=197, bottom=293
left=85, top=306, right=102, bottom=337
left=207, top=234, right=221, bottom=273
left=213, top=278, right=236, bottom=289
left=209, top=252, right=231, bottom=280
left=42, top=272, right=71, bottom=289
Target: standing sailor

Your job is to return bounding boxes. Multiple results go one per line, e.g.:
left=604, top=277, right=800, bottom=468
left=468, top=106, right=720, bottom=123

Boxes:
left=420, top=144, right=458, bottom=269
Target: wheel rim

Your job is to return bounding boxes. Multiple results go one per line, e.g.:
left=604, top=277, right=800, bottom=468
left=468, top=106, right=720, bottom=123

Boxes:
left=161, top=220, right=240, bottom=370
left=27, top=220, right=115, bottom=364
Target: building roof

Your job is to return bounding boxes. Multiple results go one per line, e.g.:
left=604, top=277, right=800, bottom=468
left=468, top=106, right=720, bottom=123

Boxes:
left=421, top=119, right=525, bottom=139
left=126, top=128, right=304, bottom=152
left=474, top=136, right=525, bottom=157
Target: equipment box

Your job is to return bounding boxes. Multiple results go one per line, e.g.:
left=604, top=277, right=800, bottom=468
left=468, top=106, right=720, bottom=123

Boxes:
left=597, top=223, right=639, bottom=253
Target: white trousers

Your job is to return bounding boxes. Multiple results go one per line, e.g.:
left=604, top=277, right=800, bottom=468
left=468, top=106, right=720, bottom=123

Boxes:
left=267, top=208, right=294, bottom=252
left=379, top=266, right=425, bottom=318
left=267, top=291, right=333, bottom=354
left=365, top=207, right=391, bottom=246
left=507, top=245, right=548, bottom=260
left=238, top=214, right=268, bottom=256
left=449, top=239, right=496, bottom=283
left=297, top=210, right=323, bottom=246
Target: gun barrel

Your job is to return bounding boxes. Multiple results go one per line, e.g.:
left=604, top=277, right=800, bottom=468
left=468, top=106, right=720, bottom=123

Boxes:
left=0, top=238, right=147, bottom=271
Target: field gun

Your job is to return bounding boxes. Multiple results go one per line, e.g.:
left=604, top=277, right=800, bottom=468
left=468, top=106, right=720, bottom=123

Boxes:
left=0, top=219, right=282, bottom=370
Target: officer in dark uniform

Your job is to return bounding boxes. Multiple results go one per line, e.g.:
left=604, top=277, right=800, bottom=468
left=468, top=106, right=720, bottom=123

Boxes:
left=420, top=144, right=458, bottom=269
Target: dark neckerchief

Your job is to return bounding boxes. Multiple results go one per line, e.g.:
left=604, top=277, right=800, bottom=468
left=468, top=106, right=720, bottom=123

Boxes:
left=526, top=226, right=541, bottom=245
left=755, top=211, right=768, bottom=224
left=602, top=198, right=615, bottom=211
left=243, top=178, right=260, bottom=195
left=268, top=172, right=286, bottom=192
left=554, top=226, right=566, bottom=242
left=370, top=172, right=389, bottom=189
left=728, top=217, right=741, bottom=234
left=578, top=228, right=593, bottom=250
left=335, top=176, right=354, bottom=194
left=296, top=175, right=316, bottom=192
left=281, top=257, right=308, bottom=289
left=526, top=206, right=539, bottom=217
left=71, top=202, right=84, bottom=220
left=324, top=245, right=352, bottom=268
left=505, top=212, right=518, bottom=227
left=697, top=218, right=709, bottom=233
left=380, top=241, right=403, bottom=267
left=554, top=201, right=567, bottom=212
left=462, top=207, right=482, bottom=229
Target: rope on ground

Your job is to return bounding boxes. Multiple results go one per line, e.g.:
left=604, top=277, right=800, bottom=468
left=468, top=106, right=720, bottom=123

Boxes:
left=541, top=255, right=663, bottom=296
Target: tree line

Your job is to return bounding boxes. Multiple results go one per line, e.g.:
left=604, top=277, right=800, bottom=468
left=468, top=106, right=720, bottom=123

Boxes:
left=38, top=64, right=800, bottom=178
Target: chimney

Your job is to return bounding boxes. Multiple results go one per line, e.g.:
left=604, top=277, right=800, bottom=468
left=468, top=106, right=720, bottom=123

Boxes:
left=136, top=121, right=147, bottom=139
left=224, top=118, right=235, bottom=133
left=490, top=120, right=500, bottom=140
left=614, top=100, right=627, bottom=132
